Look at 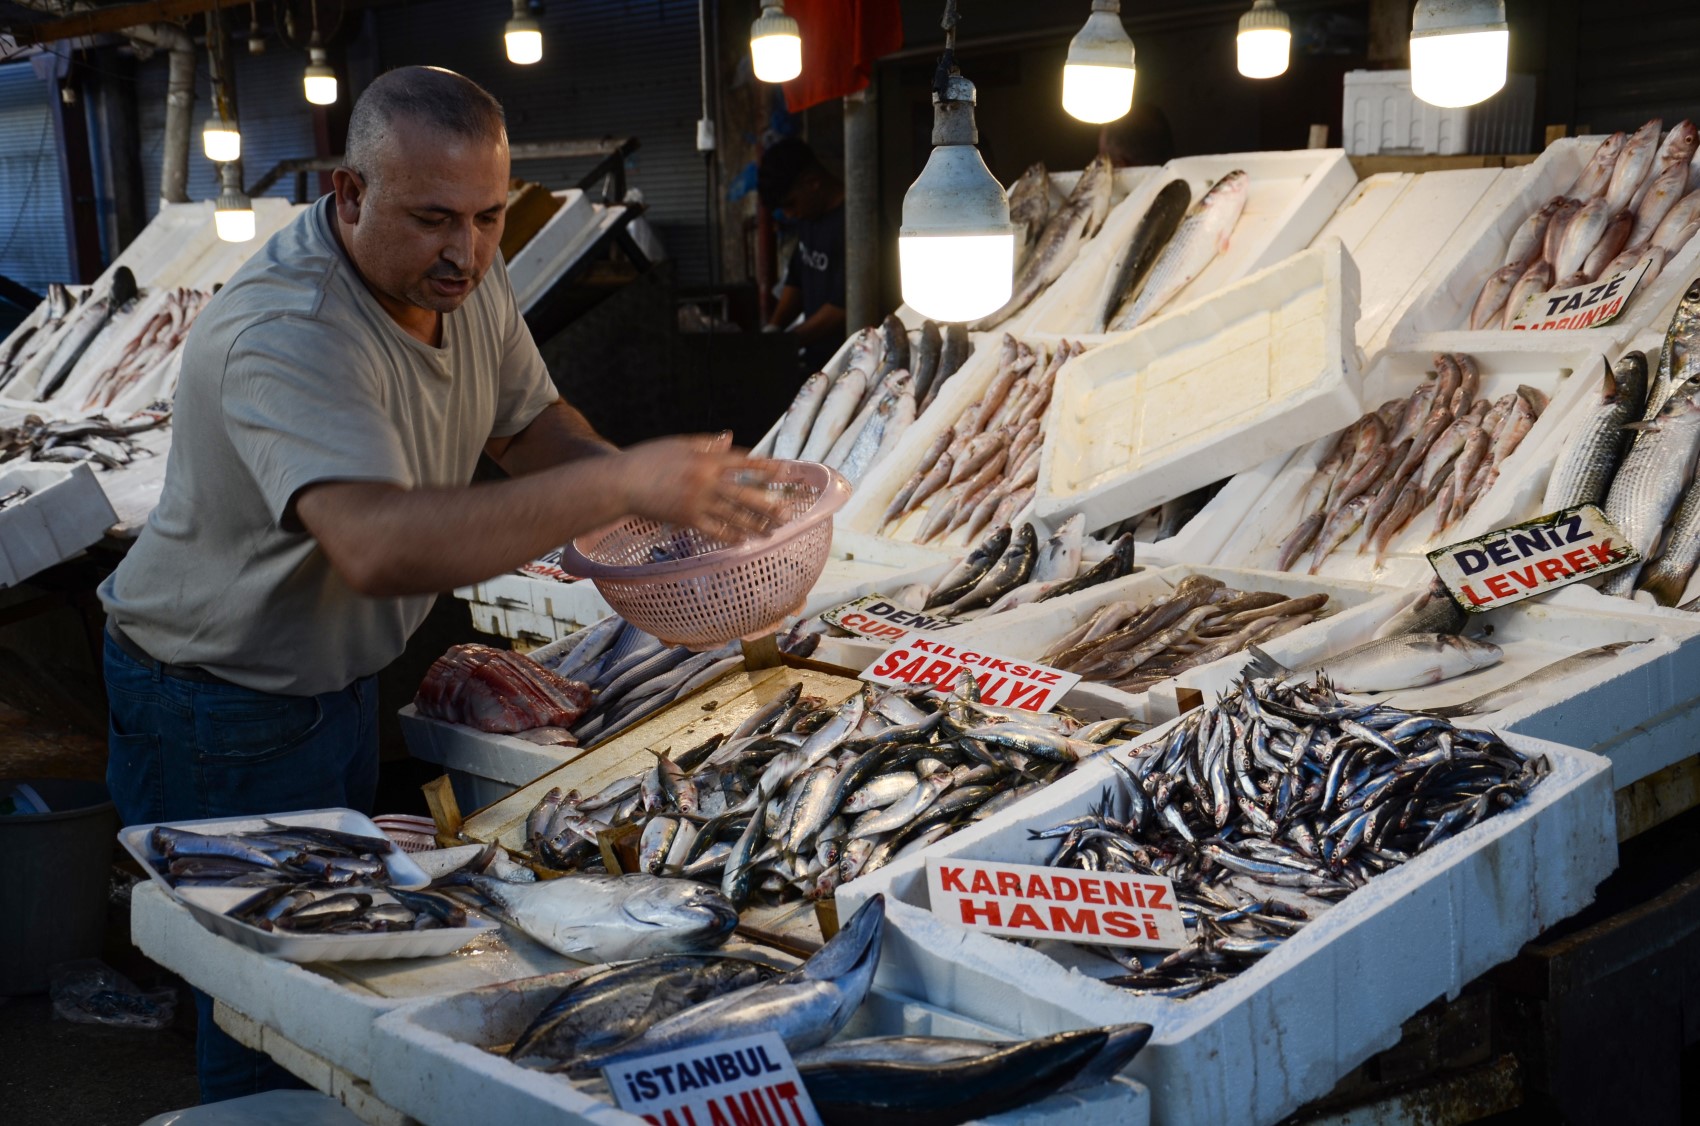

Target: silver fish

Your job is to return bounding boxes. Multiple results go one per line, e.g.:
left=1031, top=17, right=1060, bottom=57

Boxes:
left=1602, top=378, right=1700, bottom=595
left=1638, top=471, right=1700, bottom=605
left=951, top=522, right=1038, bottom=613
left=451, top=873, right=737, bottom=961
left=1581, top=209, right=1635, bottom=281
left=1606, top=119, right=1664, bottom=213
left=1033, top=513, right=1085, bottom=583
left=1553, top=197, right=1613, bottom=281
left=1421, top=641, right=1649, bottom=717
left=1542, top=354, right=1647, bottom=512
left=1373, top=578, right=1466, bottom=639
left=800, top=368, right=868, bottom=462
left=1630, top=161, right=1690, bottom=249
left=1112, top=170, right=1249, bottom=331
left=923, top=323, right=973, bottom=413
left=908, top=320, right=943, bottom=406
left=1097, top=179, right=1192, bottom=332
left=1652, top=189, right=1700, bottom=252
left=773, top=372, right=831, bottom=461
left=1255, top=632, right=1502, bottom=692
left=971, top=156, right=1113, bottom=331
left=1501, top=260, right=1553, bottom=329
left=1569, top=135, right=1626, bottom=200
left=1008, top=162, right=1052, bottom=266
left=1470, top=264, right=1523, bottom=330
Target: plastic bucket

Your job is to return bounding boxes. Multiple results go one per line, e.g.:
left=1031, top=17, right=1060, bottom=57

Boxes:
left=0, top=778, right=119, bottom=994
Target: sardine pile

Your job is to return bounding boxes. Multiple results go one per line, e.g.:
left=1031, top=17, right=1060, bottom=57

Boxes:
left=1041, top=574, right=1331, bottom=692
left=971, top=156, right=1114, bottom=331
left=1106, top=170, right=1249, bottom=332
left=519, top=679, right=1140, bottom=904
left=227, top=884, right=467, bottom=934
left=756, top=314, right=971, bottom=487
left=882, top=335, right=1079, bottom=547
left=497, top=896, right=1151, bottom=1121
left=1469, top=118, right=1700, bottom=329
left=0, top=409, right=168, bottom=469
left=1543, top=285, right=1700, bottom=605
left=1035, top=675, right=1548, bottom=997
left=1276, top=354, right=1544, bottom=571
left=149, top=822, right=395, bottom=889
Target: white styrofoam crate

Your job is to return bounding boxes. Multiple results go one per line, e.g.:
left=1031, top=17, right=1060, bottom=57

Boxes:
left=838, top=732, right=1616, bottom=1126
left=1343, top=70, right=1534, bottom=157
left=1210, top=346, right=1595, bottom=587
left=507, top=190, right=596, bottom=304
left=1388, top=135, right=1700, bottom=355
left=1134, top=450, right=1299, bottom=568
left=1036, top=239, right=1363, bottom=532
left=369, top=975, right=1151, bottom=1126
left=0, top=462, right=117, bottom=587
left=1068, top=149, right=1358, bottom=342
left=1311, top=167, right=1521, bottom=360
left=398, top=704, right=585, bottom=792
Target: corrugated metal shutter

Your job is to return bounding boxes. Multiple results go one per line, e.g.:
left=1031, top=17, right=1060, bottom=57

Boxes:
left=136, top=46, right=319, bottom=212
left=1570, top=1, right=1700, bottom=132
left=0, top=63, right=70, bottom=293
left=372, top=0, right=711, bottom=283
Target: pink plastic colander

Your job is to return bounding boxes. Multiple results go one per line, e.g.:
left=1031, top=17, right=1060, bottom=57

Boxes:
left=558, top=461, right=852, bottom=648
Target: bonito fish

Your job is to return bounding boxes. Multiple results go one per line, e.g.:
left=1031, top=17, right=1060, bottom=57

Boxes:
left=1096, top=179, right=1192, bottom=332
left=1111, top=170, right=1248, bottom=331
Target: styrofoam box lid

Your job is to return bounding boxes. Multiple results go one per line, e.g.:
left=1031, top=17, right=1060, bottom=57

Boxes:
left=509, top=190, right=597, bottom=306
left=0, top=460, right=118, bottom=588
left=1036, top=238, right=1363, bottom=531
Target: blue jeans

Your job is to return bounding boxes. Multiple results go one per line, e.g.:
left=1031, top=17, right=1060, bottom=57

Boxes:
left=103, top=633, right=379, bottom=1104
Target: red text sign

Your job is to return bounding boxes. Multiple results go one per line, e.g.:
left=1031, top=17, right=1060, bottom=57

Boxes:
left=859, top=630, right=1080, bottom=712
left=603, top=1031, right=821, bottom=1126
left=1427, top=504, right=1639, bottom=612
left=1508, top=258, right=1652, bottom=332
left=926, top=857, right=1187, bottom=950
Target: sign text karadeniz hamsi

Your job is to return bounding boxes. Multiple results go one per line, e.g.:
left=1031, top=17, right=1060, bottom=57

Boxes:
left=927, top=857, right=1188, bottom=950
left=603, top=1030, right=822, bottom=1126
left=1427, top=504, right=1638, bottom=612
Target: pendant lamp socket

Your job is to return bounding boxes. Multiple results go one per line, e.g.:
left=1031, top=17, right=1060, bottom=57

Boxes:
left=899, top=74, right=1016, bottom=323
left=750, top=3, right=802, bottom=84
left=1063, top=0, right=1136, bottom=124
left=1410, top=0, right=1508, bottom=108
left=1237, top=0, right=1292, bottom=79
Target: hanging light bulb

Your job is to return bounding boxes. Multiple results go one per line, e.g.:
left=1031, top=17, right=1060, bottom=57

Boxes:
left=900, top=70, right=1016, bottom=322
left=750, top=3, right=802, bottom=84
left=1062, top=0, right=1136, bottom=125
left=214, top=165, right=256, bottom=243
left=303, top=35, right=338, bottom=104
left=505, top=0, right=543, bottom=65
left=1237, top=0, right=1291, bottom=79
left=202, top=116, right=242, bottom=163
left=1409, top=0, right=1508, bottom=108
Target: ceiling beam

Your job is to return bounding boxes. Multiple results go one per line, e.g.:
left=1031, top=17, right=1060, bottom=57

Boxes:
left=7, top=0, right=253, bottom=46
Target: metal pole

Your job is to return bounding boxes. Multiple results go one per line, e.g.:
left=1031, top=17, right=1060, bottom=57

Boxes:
left=843, top=86, right=879, bottom=331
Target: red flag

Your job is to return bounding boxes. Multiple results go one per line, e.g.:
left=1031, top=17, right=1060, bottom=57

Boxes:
left=781, top=0, right=904, bottom=113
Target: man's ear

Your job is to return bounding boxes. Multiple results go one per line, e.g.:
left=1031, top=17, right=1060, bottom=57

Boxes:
left=331, top=167, right=365, bottom=226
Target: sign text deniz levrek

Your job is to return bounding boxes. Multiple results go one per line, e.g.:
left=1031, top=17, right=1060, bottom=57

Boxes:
left=859, top=629, right=1081, bottom=712
left=1427, top=504, right=1638, bottom=612
left=603, top=1031, right=822, bottom=1126
left=926, top=857, right=1188, bottom=950
left=819, top=594, right=962, bottom=640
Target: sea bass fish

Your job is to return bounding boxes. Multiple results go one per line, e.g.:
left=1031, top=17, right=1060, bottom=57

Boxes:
left=450, top=872, right=738, bottom=962
left=1541, top=354, right=1647, bottom=511
left=971, top=156, right=1113, bottom=331
left=1601, top=377, right=1700, bottom=595
left=773, top=372, right=831, bottom=460
left=1253, top=632, right=1503, bottom=692
left=1111, top=170, right=1249, bottom=331
left=1420, top=641, right=1648, bottom=717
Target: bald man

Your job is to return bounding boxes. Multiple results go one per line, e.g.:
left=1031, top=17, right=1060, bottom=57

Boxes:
left=99, top=67, right=780, bottom=1102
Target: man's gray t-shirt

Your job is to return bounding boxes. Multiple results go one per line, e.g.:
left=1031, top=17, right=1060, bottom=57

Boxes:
left=100, top=195, right=559, bottom=696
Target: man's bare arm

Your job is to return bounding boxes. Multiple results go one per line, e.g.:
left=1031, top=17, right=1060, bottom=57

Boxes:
left=295, top=436, right=785, bottom=597
left=485, top=399, right=615, bottom=476
left=794, top=301, right=846, bottom=347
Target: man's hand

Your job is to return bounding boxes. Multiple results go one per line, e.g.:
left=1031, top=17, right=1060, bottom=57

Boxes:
left=617, top=433, right=789, bottom=542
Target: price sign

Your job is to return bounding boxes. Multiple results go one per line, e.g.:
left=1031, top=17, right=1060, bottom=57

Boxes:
left=926, top=857, right=1187, bottom=950
left=818, top=594, right=963, bottom=641
left=1508, top=257, right=1652, bottom=331
left=858, top=630, right=1080, bottom=712
left=603, top=1030, right=822, bottom=1126
left=1428, top=504, right=1638, bottom=612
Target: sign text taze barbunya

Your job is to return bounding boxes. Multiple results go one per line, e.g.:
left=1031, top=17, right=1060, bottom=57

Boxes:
left=603, top=1030, right=822, bottom=1126
left=926, top=857, right=1188, bottom=950
left=818, top=594, right=962, bottom=641
left=1508, top=257, right=1652, bottom=332
left=858, top=629, right=1082, bottom=713
left=1427, top=504, right=1639, bottom=613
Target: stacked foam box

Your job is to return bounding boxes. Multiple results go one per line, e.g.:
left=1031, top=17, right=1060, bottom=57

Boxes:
left=0, top=462, right=117, bottom=587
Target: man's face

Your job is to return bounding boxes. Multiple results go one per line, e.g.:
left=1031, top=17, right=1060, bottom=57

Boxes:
left=781, top=169, right=831, bottom=222
left=334, top=122, right=510, bottom=315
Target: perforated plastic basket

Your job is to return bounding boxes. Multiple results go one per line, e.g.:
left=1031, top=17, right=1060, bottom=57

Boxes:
left=557, top=461, right=851, bottom=648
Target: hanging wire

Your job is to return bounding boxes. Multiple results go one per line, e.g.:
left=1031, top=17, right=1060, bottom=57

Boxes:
left=932, top=0, right=961, bottom=99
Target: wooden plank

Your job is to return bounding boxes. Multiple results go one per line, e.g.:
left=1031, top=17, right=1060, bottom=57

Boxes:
left=1615, top=755, right=1700, bottom=841
left=421, top=775, right=463, bottom=844
left=13, top=0, right=252, bottom=44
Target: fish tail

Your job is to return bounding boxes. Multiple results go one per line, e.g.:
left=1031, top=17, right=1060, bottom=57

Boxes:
left=1637, top=569, right=1687, bottom=607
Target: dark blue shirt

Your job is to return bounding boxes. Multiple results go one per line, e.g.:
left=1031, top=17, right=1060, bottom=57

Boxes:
left=786, top=205, right=846, bottom=371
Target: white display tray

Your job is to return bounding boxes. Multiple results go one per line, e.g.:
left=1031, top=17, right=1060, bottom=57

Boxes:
left=1387, top=135, right=1700, bottom=356
left=369, top=974, right=1151, bottom=1126
left=838, top=732, right=1615, bottom=1126
left=119, top=808, right=493, bottom=963
left=0, top=462, right=116, bottom=587
left=1035, top=240, right=1363, bottom=532
left=507, top=189, right=597, bottom=308
left=1311, top=166, right=1520, bottom=360
left=1210, top=346, right=1595, bottom=587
